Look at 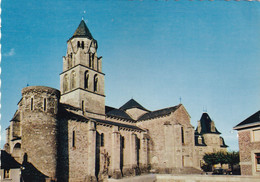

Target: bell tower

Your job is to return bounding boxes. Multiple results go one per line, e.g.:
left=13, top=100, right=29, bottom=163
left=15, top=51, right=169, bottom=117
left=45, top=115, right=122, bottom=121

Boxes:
left=60, top=20, right=105, bottom=115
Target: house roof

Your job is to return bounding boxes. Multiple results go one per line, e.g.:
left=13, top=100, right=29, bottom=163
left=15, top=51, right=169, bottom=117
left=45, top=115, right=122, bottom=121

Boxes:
left=195, top=113, right=221, bottom=134
left=119, top=99, right=149, bottom=111
left=220, top=136, right=229, bottom=148
left=234, top=110, right=260, bottom=130
left=11, top=110, right=20, bottom=122
left=92, top=118, right=145, bottom=131
left=59, top=104, right=144, bottom=131
left=106, top=99, right=182, bottom=121
left=1, top=150, right=21, bottom=169
left=106, top=106, right=134, bottom=121
left=69, top=20, right=93, bottom=40
left=138, top=105, right=181, bottom=121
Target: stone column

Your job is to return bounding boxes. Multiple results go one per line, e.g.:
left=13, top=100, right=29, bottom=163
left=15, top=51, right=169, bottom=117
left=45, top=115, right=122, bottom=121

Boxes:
left=164, top=122, right=174, bottom=169
left=140, top=132, right=149, bottom=172
left=111, top=126, right=122, bottom=178
left=87, top=121, right=97, bottom=181
left=173, top=124, right=182, bottom=168
left=130, top=133, right=137, bottom=168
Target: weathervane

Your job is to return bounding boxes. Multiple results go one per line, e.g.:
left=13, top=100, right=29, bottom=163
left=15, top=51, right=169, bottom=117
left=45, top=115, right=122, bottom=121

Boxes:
left=179, top=97, right=182, bottom=104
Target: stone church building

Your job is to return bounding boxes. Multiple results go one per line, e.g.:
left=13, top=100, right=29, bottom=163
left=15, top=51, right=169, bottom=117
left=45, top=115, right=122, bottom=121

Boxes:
left=3, top=20, right=227, bottom=182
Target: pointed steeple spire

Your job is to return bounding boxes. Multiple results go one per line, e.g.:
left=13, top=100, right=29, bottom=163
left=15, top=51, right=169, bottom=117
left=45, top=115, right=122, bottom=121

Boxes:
left=70, top=20, right=93, bottom=40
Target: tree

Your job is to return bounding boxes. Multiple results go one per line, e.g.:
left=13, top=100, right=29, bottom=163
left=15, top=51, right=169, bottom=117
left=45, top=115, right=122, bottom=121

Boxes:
left=216, top=151, right=228, bottom=168
left=226, top=151, right=240, bottom=174
left=203, top=153, right=219, bottom=171
left=202, top=151, right=240, bottom=174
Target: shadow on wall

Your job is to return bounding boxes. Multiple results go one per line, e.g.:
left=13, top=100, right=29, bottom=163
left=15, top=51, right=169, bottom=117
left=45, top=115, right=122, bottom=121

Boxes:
left=57, top=105, right=69, bottom=182
left=21, top=153, right=48, bottom=182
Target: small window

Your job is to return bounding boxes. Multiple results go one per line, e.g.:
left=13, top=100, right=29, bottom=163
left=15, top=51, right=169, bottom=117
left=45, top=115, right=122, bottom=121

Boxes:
left=43, top=98, right=47, bottom=111
left=4, top=169, right=10, bottom=179
left=72, top=130, right=76, bottom=148
left=77, top=41, right=80, bottom=48
left=31, top=98, right=34, bottom=110
left=84, top=71, right=89, bottom=89
left=89, top=54, right=92, bottom=67
left=101, top=133, right=104, bottom=147
left=181, top=127, right=184, bottom=144
left=92, top=54, right=95, bottom=63
left=82, top=41, right=84, bottom=49
left=121, top=136, right=125, bottom=149
left=82, top=100, right=85, bottom=114
left=136, top=138, right=140, bottom=150
left=94, top=75, right=98, bottom=92
left=14, top=143, right=21, bottom=149
left=256, top=153, right=260, bottom=171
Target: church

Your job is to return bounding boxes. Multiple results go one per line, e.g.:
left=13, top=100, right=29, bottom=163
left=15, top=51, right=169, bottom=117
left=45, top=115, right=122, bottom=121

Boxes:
left=3, top=20, right=227, bottom=182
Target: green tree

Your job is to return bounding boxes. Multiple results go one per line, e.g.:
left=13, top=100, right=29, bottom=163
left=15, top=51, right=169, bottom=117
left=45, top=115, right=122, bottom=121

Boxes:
left=216, top=151, right=228, bottom=168
left=226, top=151, right=240, bottom=174
left=203, top=153, right=219, bottom=171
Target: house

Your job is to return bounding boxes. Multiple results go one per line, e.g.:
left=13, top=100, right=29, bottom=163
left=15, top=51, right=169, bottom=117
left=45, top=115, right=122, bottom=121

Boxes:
left=234, top=110, right=260, bottom=176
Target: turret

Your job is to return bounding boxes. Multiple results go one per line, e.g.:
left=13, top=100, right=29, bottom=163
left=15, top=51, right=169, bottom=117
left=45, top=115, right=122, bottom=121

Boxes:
left=20, top=86, right=60, bottom=180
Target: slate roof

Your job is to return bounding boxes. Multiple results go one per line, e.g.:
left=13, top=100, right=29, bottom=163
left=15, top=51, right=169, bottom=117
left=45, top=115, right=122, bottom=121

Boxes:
left=220, top=136, right=229, bottom=148
left=106, top=106, right=134, bottom=121
left=106, top=100, right=181, bottom=121
left=138, top=105, right=181, bottom=121
left=1, top=150, right=21, bottom=169
left=59, top=104, right=144, bottom=131
left=69, top=20, right=93, bottom=40
left=92, top=118, right=145, bottom=131
left=119, top=99, right=149, bottom=111
left=11, top=110, right=20, bottom=122
left=195, top=113, right=221, bottom=134
left=234, top=110, right=260, bottom=129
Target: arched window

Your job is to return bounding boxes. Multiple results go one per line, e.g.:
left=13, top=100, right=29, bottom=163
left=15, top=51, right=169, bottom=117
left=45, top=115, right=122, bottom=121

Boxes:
left=92, top=54, right=95, bottom=66
left=77, top=41, right=80, bottom=48
left=71, top=71, right=76, bottom=89
left=81, top=41, right=84, bottom=49
left=94, top=74, right=98, bottom=92
left=84, top=71, right=89, bottom=89
left=63, top=74, right=68, bottom=92
left=101, top=133, right=104, bottom=147
left=14, top=143, right=21, bottom=149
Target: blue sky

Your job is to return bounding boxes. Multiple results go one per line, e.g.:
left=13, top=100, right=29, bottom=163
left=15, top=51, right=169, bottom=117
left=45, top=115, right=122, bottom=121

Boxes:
left=1, top=0, right=260, bottom=151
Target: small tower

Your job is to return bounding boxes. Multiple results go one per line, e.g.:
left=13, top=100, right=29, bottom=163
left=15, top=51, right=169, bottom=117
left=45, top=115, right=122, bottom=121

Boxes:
left=60, top=20, right=105, bottom=115
left=20, top=86, right=60, bottom=180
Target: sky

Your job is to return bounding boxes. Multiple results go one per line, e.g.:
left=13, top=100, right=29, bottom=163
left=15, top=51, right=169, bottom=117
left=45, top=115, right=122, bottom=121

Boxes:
left=1, top=0, right=260, bottom=151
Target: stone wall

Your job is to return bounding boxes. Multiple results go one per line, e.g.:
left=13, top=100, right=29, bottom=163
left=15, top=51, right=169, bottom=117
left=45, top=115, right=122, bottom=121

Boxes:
left=20, top=86, right=60, bottom=180
left=238, top=128, right=260, bottom=176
